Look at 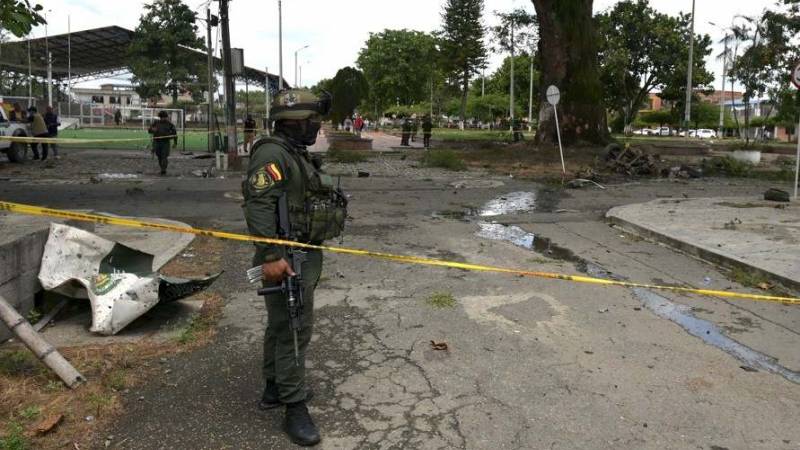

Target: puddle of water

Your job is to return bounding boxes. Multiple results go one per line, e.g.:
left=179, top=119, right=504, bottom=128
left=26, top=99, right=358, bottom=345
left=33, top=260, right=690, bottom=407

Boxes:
left=634, top=288, right=800, bottom=384
left=98, top=173, right=140, bottom=180
left=479, top=192, right=537, bottom=216
left=431, top=208, right=478, bottom=222
left=475, top=222, right=607, bottom=276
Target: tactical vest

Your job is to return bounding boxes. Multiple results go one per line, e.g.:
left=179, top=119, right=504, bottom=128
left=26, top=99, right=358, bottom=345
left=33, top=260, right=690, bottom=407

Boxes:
left=252, top=137, right=347, bottom=244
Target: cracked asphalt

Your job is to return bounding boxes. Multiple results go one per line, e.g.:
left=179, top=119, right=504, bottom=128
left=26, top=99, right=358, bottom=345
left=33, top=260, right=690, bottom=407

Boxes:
left=1, top=148, right=799, bottom=449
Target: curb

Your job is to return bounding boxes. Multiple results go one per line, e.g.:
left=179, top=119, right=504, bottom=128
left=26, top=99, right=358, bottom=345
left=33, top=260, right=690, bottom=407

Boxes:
left=606, top=212, right=800, bottom=293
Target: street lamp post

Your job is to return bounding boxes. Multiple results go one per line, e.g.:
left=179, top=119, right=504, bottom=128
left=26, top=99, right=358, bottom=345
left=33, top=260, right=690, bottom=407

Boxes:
left=710, top=21, right=729, bottom=140
left=294, top=45, right=309, bottom=88
left=683, top=0, right=696, bottom=137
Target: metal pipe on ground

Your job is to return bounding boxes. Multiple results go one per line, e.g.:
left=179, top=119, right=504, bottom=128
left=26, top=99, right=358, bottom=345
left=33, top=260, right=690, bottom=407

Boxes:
left=0, top=295, right=85, bottom=389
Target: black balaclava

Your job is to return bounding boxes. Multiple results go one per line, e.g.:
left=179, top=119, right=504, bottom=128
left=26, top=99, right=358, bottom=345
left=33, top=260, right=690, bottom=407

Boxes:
left=275, top=119, right=321, bottom=147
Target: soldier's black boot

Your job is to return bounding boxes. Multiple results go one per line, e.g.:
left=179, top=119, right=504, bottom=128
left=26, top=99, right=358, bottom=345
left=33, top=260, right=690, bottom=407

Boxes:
left=283, top=401, right=321, bottom=446
left=259, top=384, right=314, bottom=410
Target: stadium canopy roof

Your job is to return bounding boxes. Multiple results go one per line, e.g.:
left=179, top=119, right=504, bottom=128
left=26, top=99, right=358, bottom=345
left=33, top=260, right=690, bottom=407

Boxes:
left=0, top=26, right=288, bottom=90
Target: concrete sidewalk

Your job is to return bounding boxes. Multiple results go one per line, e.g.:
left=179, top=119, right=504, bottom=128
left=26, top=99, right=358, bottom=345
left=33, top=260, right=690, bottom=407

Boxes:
left=607, top=197, right=800, bottom=291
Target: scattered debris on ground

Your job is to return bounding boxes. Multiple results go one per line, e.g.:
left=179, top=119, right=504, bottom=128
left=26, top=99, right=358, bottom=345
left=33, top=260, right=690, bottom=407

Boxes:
left=764, top=188, right=790, bottom=202
left=38, top=224, right=220, bottom=335
left=604, top=144, right=660, bottom=176
left=429, top=341, right=449, bottom=351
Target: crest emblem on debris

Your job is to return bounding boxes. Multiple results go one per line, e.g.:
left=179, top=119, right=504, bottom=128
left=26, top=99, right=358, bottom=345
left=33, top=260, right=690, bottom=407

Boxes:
left=91, top=273, right=122, bottom=296
left=284, top=92, right=299, bottom=107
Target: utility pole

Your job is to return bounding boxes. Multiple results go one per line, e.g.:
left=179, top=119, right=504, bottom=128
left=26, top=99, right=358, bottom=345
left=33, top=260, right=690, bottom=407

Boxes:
left=295, top=45, right=309, bottom=87
left=265, top=67, right=271, bottom=135
left=528, top=44, right=534, bottom=132
left=278, top=0, right=284, bottom=89
left=206, top=8, right=216, bottom=154
left=509, top=20, right=515, bottom=131
left=27, top=40, right=32, bottom=107
left=67, top=16, right=72, bottom=116
left=219, top=0, right=238, bottom=169
left=47, top=52, right=52, bottom=106
left=481, top=67, right=485, bottom=97
left=684, top=0, right=696, bottom=137
left=718, top=34, right=728, bottom=139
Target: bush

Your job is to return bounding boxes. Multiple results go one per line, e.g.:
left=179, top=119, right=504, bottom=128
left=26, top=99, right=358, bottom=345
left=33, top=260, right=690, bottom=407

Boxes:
left=702, top=156, right=752, bottom=177
left=421, top=150, right=466, bottom=171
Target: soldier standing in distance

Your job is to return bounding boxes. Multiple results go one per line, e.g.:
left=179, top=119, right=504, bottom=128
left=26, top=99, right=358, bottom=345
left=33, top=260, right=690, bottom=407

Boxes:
left=243, top=89, right=345, bottom=447
left=422, top=114, right=433, bottom=149
left=148, top=111, right=178, bottom=175
left=244, top=113, right=258, bottom=153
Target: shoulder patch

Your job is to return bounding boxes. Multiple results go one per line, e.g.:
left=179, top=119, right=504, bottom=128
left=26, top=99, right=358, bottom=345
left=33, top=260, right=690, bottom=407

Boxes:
left=249, top=163, right=284, bottom=191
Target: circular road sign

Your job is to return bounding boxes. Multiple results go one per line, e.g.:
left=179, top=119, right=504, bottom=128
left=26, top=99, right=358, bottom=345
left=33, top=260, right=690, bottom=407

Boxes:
left=546, top=85, right=561, bottom=106
left=793, top=63, right=800, bottom=89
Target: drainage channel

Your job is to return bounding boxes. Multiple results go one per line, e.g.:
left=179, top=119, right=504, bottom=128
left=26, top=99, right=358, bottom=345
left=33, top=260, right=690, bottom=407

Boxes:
left=442, top=191, right=800, bottom=385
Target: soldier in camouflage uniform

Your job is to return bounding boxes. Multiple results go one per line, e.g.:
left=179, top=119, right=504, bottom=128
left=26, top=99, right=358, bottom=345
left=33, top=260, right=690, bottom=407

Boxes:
left=243, top=89, right=345, bottom=447
left=148, top=111, right=178, bottom=175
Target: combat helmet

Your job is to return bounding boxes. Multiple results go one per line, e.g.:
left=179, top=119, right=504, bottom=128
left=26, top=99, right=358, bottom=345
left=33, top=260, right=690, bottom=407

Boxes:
left=270, top=89, right=332, bottom=121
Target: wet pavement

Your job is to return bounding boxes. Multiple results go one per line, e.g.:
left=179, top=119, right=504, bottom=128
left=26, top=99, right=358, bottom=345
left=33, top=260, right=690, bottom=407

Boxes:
left=1, top=149, right=799, bottom=449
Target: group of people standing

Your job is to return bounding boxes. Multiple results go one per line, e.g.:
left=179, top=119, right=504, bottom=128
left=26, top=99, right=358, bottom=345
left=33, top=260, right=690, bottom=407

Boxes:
left=7, top=103, right=60, bottom=161
left=400, top=115, right=433, bottom=148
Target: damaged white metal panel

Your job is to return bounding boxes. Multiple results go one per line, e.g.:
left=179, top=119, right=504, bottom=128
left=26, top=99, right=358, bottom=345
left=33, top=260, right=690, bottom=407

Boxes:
left=39, top=224, right=161, bottom=335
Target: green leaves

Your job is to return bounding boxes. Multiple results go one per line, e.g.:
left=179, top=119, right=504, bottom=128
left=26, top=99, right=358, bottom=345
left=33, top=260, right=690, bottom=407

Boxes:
left=0, top=0, right=45, bottom=37
left=328, top=67, right=369, bottom=125
left=127, top=0, right=206, bottom=105
left=356, top=29, right=439, bottom=111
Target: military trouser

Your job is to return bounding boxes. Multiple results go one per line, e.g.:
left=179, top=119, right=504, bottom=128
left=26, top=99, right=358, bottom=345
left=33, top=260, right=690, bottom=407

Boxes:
left=262, top=249, right=323, bottom=404
left=423, top=133, right=431, bottom=148
left=153, top=142, right=170, bottom=173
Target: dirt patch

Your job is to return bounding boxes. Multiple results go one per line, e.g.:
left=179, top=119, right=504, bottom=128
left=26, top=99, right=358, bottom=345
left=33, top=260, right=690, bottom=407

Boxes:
left=454, top=145, right=604, bottom=181
left=160, top=236, right=227, bottom=278
left=0, top=291, right=224, bottom=449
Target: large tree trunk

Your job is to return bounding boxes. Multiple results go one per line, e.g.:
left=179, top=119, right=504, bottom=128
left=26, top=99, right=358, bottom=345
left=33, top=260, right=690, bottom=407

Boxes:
left=532, top=0, right=609, bottom=145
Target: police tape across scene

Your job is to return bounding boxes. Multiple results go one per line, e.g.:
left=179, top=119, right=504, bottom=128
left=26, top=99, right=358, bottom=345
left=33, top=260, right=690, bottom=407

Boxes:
left=1, top=200, right=798, bottom=306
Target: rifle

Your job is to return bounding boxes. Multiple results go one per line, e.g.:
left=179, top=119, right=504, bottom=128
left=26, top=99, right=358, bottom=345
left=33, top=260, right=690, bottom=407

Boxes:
left=247, top=192, right=307, bottom=366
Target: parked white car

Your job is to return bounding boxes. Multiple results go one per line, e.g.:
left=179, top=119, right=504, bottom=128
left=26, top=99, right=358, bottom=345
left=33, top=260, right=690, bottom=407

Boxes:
left=0, top=103, right=30, bottom=162
left=695, top=129, right=717, bottom=139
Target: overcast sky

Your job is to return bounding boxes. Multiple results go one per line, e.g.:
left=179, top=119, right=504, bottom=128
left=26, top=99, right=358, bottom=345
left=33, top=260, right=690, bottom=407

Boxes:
left=26, top=0, right=778, bottom=91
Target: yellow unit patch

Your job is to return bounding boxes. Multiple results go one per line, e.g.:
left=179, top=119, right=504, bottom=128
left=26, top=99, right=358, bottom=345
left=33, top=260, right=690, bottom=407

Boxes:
left=249, top=168, right=275, bottom=191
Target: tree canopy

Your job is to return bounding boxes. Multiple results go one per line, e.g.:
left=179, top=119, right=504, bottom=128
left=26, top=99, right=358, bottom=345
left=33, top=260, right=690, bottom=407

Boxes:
left=128, top=0, right=207, bottom=105
left=0, top=0, right=45, bottom=37
left=439, top=0, right=488, bottom=125
left=328, top=66, right=369, bottom=126
left=356, top=29, right=438, bottom=113
left=596, top=1, right=713, bottom=131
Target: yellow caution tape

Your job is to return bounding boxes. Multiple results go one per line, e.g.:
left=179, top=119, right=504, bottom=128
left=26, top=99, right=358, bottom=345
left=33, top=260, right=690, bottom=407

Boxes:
left=0, top=129, right=245, bottom=145
left=1, top=200, right=798, bottom=306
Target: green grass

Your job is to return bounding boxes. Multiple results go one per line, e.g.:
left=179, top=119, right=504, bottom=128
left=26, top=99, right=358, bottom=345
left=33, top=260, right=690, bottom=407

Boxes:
left=421, top=150, right=467, bottom=171
left=327, top=148, right=370, bottom=164
left=18, top=406, right=40, bottom=421
left=426, top=292, right=457, bottom=309
left=0, top=422, right=28, bottom=450
left=55, top=127, right=244, bottom=152
left=0, top=350, right=40, bottom=377
left=427, top=129, right=533, bottom=142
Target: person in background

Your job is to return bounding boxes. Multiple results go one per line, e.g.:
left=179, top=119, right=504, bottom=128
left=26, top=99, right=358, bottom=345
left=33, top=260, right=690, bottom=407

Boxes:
left=27, top=106, right=49, bottom=160
left=422, top=115, right=433, bottom=149
left=44, top=106, right=61, bottom=159
left=343, top=116, right=353, bottom=133
left=244, top=114, right=258, bottom=152
left=400, top=117, right=411, bottom=146
left=114, top=109, right=122, bottom=126
left=148, top=111, right=178, bottom=175
left=354, top=115, right=364, bottom=137
left=9, top=103, right=25, bottom=122
left=410, top=114, right=418, bottom=143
